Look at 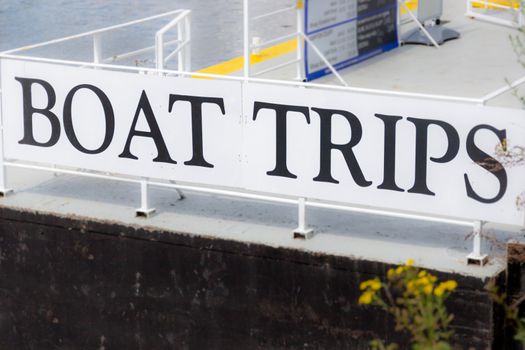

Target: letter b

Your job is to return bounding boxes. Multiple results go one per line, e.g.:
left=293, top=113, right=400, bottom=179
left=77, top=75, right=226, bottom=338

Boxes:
left=15, top=77, right=60, bottom=147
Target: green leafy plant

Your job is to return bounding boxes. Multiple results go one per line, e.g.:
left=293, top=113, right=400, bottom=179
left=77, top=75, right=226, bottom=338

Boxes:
left=488, top=282, right=525, bottom=345
left=359, top=259, right=458, bottom=350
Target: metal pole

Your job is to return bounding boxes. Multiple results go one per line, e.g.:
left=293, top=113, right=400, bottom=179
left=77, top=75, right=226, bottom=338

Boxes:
left=93, top=34, right=102, bottom=64
left=155, top=33, right=164, bottom=70
left=294, top=197, right=313, bottom=239
left=243, top=0, right=250, bottom=78
left=301, top=33, right=349, bottom=86
left=398, top=0, right=440, bottom=49
left=137, top=179, right=155, bottom=217
left=177, top=21, right=184, bottom=71
left=296, top=0, right=304, bottom=81
left=184, top=13, right=192, bottom=72
left=467, top=220, right=488, bottom=266
left=0, top=61, right=11, bottom=196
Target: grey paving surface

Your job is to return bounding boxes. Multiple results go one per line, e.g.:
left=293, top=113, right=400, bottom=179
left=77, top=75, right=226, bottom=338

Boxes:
left=260, top=0, right=525, bottom=108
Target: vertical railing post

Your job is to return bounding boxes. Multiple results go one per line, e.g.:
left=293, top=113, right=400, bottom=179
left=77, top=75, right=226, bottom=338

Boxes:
left=93, top=33, right=102, bottom=64
left=0, top=63, right=12, bottom=197
left=177, top=19, right=184, bottom=72
left=294, top=197, right=313, bottom=239
left=136, top=178, right=155, bottom=218
left=296, top=0, right=304, bottom=81
left=155, top=32, right=164, bottom=70
left=467, top=220, right=488, bottom=266
left=243, top=0, right=250, bottom=78
left=184, top=12, right=192, bottom=72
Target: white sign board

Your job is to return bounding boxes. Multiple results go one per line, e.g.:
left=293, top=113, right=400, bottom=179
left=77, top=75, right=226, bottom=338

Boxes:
left=2, top=59, right=525, bottom=226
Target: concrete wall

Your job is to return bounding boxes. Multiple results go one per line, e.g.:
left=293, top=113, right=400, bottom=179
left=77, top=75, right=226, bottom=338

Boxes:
left=0, top=207, right=504, bottom=349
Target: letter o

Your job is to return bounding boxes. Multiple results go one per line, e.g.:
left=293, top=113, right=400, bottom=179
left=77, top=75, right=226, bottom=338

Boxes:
left=63, top=84, right=115, bottom=154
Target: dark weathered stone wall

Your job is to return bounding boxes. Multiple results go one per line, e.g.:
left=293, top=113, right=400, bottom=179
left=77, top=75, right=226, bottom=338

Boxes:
left=0, top=207, right=503, bottom=349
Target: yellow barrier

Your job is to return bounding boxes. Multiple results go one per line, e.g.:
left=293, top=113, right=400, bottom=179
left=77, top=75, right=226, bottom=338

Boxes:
left=472, top=0, right=520, bottom=9
left=400, top=0, right=418, bottom=15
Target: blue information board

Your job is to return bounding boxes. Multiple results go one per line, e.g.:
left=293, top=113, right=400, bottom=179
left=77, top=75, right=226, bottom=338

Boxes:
left=304, top=0, right=399, bottom=81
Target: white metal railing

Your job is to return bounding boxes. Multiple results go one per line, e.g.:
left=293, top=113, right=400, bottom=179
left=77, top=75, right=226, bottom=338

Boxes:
left=244, top=0, right=439, bottom=85
left=466, top=0, right=524, bottom=27
left=244, top=0, right=304, bottom=80
left=155, top=10, right=191, bottom=71
left=2, top=10, right=524, bottom=265
left=4, top=9, right=192, bottom=71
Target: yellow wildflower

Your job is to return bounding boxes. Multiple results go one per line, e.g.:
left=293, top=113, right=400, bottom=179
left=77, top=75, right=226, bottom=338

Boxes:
left=359, top=281, right=368, bottom=290
left=360, top=278, right=381, bottom=291
left=416, top=276, right=431, bottom=287
left=395, top=266, right=405, bottom=275
left=406, top=258, right=415, bottom=266
left=407, top=280, right=417, bottom=294
left=442, top=280, right=458, bottom=291
left=434, top=280, right=457, bottom=297
left=418, top=270, right=427, bottom=278
left=369, top=278, right=382, bottom=291
left=360, top=279, right=372, bottom=290
left=358, top=291, right=374, bottom=305
left=423, top=284, right=433, bottom=295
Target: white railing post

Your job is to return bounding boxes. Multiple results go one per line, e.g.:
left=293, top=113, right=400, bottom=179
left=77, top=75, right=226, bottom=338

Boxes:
left=296, top=0, right=304, bottom=81
left=93, top=33, right=102, bottom=64
left=294, top=197, right=313, bottom=239
left=0, top=65, right=12, bottom=197
left=467, top=220, right=488, bottom=266
left=155, top=32, right=164, bottom=70
left=243, top=0, right=250, bottom=78
left=177, top=19, right=184, bottom=71
left=184, top=12, right=192, bottom=72
left=136, top=178, right=155, bottom=218
left=466, top=0, right=473, bottom=17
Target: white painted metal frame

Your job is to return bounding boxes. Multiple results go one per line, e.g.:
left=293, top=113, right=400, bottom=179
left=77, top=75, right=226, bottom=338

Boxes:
left=466, top=0, right=524, bottom=27
left=243, top=0, right=439, bottom=86
left=243, top=1, right=348, bottom=85
left=244, top=0, right=306, bottom=81
left=2, top=9, right=525, bottom=265
left=155, top=10, right=191, bottom=71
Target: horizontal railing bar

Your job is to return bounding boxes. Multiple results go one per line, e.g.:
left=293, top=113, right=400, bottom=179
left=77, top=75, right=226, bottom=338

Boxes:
left=0, top=54, right=486, bottom=104
left=157, top=10, right=191, bottom=37
left=4, top=161, right=477, bottom=228
left=1, top=9, right=186, bottom=55
left=5, top=161, right=141, bottom=184
left=251, top=5, right=296, bottom=21
left=104, top=39, right=181, bottom=63
left=251, top=58, right=300, bottom=77
left=4, top=161, right=297, bottom=205
left=307, top=201, right=474, bottom=227
left=148, top=181, right=297, bottom=205
left=481, top=75, right=525, bottom=103
left=164, top=39, right=190, bottom=63
left=466, top=12, right=520, bottom=27
left=469, top=0, right=518, bottom=10
left=250, top=32, right=298, bottom=49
